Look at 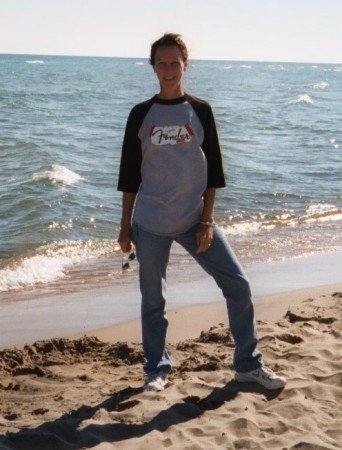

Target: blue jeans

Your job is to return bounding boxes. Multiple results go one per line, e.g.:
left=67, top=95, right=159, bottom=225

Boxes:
left=132, top=222, right=263, bottom=375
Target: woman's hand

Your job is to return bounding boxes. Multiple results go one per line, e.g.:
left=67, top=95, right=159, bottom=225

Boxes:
left=197, top=188, right=216, bottom=253
left=118, top=226, right=133, bottom=253
left=196, top=223, right=214, bottom=254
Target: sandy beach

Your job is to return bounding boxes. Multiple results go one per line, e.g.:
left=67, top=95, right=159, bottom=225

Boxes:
left=0, top=283, right=341, bottom=449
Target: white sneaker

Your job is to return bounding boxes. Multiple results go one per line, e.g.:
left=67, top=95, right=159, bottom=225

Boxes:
left=144, top=372, right=168, bottom=391
left=235, top=366, right=286, bottom=390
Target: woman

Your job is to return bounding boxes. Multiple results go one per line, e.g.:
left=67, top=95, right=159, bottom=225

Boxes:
left=117, top=33, right=286, bottom=391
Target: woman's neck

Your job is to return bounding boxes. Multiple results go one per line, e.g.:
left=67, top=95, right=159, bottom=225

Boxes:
left=158, top=86, right=185, bottom=100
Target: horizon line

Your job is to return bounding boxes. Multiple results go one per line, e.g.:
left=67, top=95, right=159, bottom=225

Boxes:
left=0, top=51, right=341, bottom=66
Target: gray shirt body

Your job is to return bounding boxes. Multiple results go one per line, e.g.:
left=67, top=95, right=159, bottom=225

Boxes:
left=118, top=94, right=226, bottom=236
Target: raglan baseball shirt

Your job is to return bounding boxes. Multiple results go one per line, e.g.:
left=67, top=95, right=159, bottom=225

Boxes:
left=117, top=93, right=226, bottom=236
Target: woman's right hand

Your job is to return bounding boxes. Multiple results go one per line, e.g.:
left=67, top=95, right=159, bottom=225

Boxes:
left=118, top=226, right=133, bottom=253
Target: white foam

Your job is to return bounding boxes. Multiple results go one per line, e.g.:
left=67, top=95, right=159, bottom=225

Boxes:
left=48, top=219, right=73, bottom=230
left=306, top=203, right=336, bottom=215
left=287, top=94, right=313, bottom=105
left=223, top=221, right=261, bottom=236
left=0, top=255, right=69, bottom=291
left=304, top=203, right=339, bottom=219
left=26, top=60, right=44, bottom=64
left=312, top=81, right=329, bottom=89
left=32, top=164, right=83, bottom=186
left=0, top=239, right=116, bottom=292
left=222, top=204, right=342, bottom=238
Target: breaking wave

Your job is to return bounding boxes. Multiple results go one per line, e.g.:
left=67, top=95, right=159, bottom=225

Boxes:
left=0, top=239, right=119, bottom=292
left=287, top=94, right=313, bottom=105
left=223, top=203, right=342, bottom=236
left=31, top=164, right=83, bottom=186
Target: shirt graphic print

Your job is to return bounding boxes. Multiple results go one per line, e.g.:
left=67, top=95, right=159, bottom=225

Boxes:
left=150, top=124, right=194, bottom=146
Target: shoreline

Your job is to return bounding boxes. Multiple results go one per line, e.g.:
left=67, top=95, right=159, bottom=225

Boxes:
left=1, top=251, right=341, bottom=349
left=73, top=282, right=342, bottom=345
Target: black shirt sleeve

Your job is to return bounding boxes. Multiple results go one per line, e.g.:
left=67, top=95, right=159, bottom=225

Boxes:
left=117, top=98, right=154, bottom=193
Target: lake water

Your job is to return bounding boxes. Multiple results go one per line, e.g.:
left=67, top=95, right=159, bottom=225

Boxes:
left=1, top=54, right=341, bottom=302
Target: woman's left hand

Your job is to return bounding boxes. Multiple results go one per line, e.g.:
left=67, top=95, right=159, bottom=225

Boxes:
left=196, top=223, right=214, bottom=254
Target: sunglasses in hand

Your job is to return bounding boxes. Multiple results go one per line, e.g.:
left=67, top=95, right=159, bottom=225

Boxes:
left=122, top=251, right=136, bottom=270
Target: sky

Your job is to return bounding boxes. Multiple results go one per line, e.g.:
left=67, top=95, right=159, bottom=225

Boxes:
left=1, top=0, right=341, bottom=64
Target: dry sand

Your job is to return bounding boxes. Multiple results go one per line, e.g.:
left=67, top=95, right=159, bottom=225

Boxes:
left=0, top=284, right=341, bottom=449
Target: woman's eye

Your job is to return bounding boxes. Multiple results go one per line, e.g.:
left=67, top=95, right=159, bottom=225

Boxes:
left=157, top=62, right=181, bottom=69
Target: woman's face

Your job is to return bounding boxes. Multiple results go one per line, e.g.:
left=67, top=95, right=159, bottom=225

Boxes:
left=153, top=45, right=187, bottom=98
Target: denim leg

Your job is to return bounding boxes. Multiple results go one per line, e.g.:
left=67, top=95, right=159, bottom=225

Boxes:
left=176, top=224, right=263, bottom=372
left=132, top=223, right=173, bottom=375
